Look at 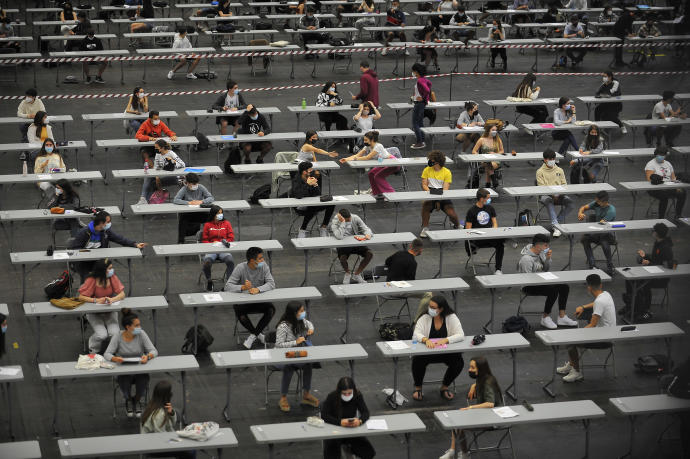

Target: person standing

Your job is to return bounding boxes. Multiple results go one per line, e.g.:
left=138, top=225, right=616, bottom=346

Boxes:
left=352, top=61, right=379, bottom=108
left=594, top=71, right=624, bottom=132
left=410, top=63, right=431, bottom=150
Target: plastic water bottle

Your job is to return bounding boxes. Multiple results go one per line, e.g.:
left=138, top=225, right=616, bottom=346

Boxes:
left=144, top=161, right=149, bottom=174
left=411, top=335, right=418, bottom=346
left=301, top=98, right=306, bottom=110
left=22, top=159, right=28, bottom=176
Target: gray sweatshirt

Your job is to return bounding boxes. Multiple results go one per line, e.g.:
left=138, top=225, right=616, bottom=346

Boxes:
left=104, top=330, right=158, bottom=361
left=329, top=214, right=372, bottom=239
left=173, top=184, right=214, bottom=205
left=579, top=138, right=604, bottom=154
left=141, top=408, right=178, bottom=433
left=517, top=243, right=551, bottom=273
left=224, top=261, right=276, bottom=293
left=553, top=107, right=576, bottom=125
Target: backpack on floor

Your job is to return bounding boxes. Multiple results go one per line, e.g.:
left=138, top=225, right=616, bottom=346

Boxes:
left=515, top=208, right=533, bottom=226
left=223, top=147, right=242, bottom=174
left=667, top=358, right=690, bottom=399
left=181, top=324, right=215, bottom=354
left=194, top=71, right=217, bottom=80
left=249, top=184, right=272, bottom=205
left=195, top=132, right=210, bottom=151
left=634, top=354, right=670, bottom=374
left=569, top=164, right=592, bottom=184
left=501, top=315, right=531, bottom=336
left=378, top=322, right=413, bottom=341
left=44, top=270, right=72, bottom=299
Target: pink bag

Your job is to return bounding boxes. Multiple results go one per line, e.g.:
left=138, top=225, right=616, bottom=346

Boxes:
left=148, top=189, right=169, bottom=204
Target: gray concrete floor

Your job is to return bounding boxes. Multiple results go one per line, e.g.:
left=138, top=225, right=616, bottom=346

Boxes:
left=0, top=5, right=689, bottom=458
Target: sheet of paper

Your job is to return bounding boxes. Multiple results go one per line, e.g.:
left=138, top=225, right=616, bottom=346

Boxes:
left=588, top=226, right=604, bottom=230
left=37, top=174, right=52, bottom=180
left=643, top=266, right=664, bottom=273
left=366, top=419, right=388, bottom=430
left=538, top=272, right=558, bottom=280
left=121, top=357, right=141, bottom=363
left=387, top=340, right=410, bottom=350
left=212, top=241, right=224, bottom=247
left=603, top=151, right=619, bottom=155
left=249, top=349, right=271, bottom=360
left=52, top=252, right=69, bottom=260
left=203, top=294, right=223, bottom=302
left=468, top=230, right=486, bottom=235
left=609, top=221, right=624, bottom=226
left=550, top=185, right=565, bottom=191
left=188, top=204, right=201, bottom=208
left=390, top=281, right=411, bottom=288
left=539, top=123, right=555, bottom=128
left=569, top=151, right=581, bottom=157
left=332, top=196, right=347, bottom=201
left=64, top=210, right=74, bottom=215
left=493, top=407, right=519, bottom=418
left=0, top=367, right=20, bottom=376
left=664, top=181, right=677, bottom=186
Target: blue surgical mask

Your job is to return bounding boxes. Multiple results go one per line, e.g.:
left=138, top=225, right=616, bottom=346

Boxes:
left=297, top=311, right=306, bottom=320
left=564, top=104, right=572, bottom=110
left=256, top=261, right=265, bottom=268
left=655, top=155, right=665, bottom=163
left=104, top=222, right=112, bottom=231
left=131, top=327, right=142, bottom=335
left=216, top=213, right=224, bottom=221
left=233, top=89, right=239, bottom=95
left=106, top=268, right=114, bottom=278
left=45, top=146, right=54, bottom=153
left=250, top=115, right=258, bottom=121
left=486, top=197, right=492, bottom=205
left=428, top=307, right=438, bottom=317
left=1, top=325, right=6, bottom=334
left=541, top=248, right=550, bottom=255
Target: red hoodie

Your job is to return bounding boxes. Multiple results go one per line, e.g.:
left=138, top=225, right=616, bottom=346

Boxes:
left=202, top=219, right=234, bottom=243
left=356, top=69, right=379, bottom=108
left=135, top=118, right=176, bottom=142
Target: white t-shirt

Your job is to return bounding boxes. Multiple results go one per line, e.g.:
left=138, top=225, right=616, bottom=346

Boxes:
left=366, top=142, right=390, bottom=160
left=592, top=291, right=616, bottom=327
left=645, top=159, right=674, bottom=181
left=652, top=101, right=672, bottom=119
left=355, top=115, right=374, bottom=133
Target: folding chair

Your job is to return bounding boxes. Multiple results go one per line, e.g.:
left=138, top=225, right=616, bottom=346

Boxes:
left=248, top=39, right=272, bottom=76
left=464, top=426, right=516, bottom=458
left=464, top=243, right=497, bottom=275
left=262, top=331, right=304, bottom=405
left=591, top=233, right=621, bottom=268
left=516, top=289, right=547, bottom=317
left=194, top=230, right=231, bottom=291
left=112, top=377, right=149, bottom=419
left=579, top=344, right=617, bottom=378
left=271, top=151, right=299, bottom=198
left=645, top=194, right=677, bottom=219
left=371, top=265, right=411, bottom=322
left=328, top=250, right=361, bottom=284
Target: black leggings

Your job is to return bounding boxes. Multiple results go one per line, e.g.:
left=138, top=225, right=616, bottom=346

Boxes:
left=522, top=284, right=570, bottom=314
left=594, top=102, right=622, bottom=127
left=318, top=112, right=348, bottom=131
left=465, top=239, right=504, bottom=271
left=323, top=437, right=375, bottom=459
left=234, top=302, right=275, bottom=336
left=299, top=205, right=335, bottom=230
left=412, top=353, right=464, bottom=387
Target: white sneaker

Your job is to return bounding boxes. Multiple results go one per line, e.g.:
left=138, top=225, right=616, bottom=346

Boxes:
left=186, top=73, right=198, bottom=79
left=556, top=361, right=573, bottom=375
left=557, top=315, right=578, bottom=327
left=459, top=452, right=472, bottom=459
left=319, top=227, right=329, bottom=237
left=562, top=368, right=584, bottom=382
left=494, top=269, right=503, bottom=275
left=439, top=449, right=455, bottom=459
left=541, top=316, right=557, bottom=329
left=381, top=48, right=388, bottom=56
left=552, top=228, right=562, bottom=237
left=243, top=334, right=257, bottom=349
left=167, top=70, right=174, bottom=80
left=352, top=273, right=366, bottom=284
left=405, top=49, right=410, bottom=56
left=343, top=272, right=352, bottom=284
left=621, top=126, right=628, bottom=134
left=298, top=229, right=308, bottom=238
left=136, top=196, right=147, bottom=205
left=257, top=333, right=266, bottom=344
left=420, top=227, right=429, bottom=238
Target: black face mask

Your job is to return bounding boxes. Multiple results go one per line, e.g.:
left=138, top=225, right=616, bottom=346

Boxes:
left=468, top=371, right=478, bottom=379
left=428, top=160, right=435, bottom=167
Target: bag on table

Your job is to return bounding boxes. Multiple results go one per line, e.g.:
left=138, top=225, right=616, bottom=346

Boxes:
left=177, top=421, right=220, bottom=441
left=45, top=270, right=72, bottom=299
left=50, top=297, right=85, bottom=310
left=148, top=189, right=169, bottom=204
left=378, top=322, right=413, bottom=341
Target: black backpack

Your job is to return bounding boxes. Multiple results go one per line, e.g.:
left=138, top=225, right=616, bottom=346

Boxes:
left=634, top=354, right=670, bottom=374
left=223, top=147, right=242, bottom=174
left=249, top=184, right=272, bottom=204
left=195, top=132, right=210, bottom=151
left=181, top=324, right=215, bottom=354
left=667, top=358, right=690, bottom=399
left=515, top=208, right=533, bottom=226
left=378, top=322, right=413, bottom=341
left=569, top=164, right=592, bottom=184
left=44, top=270, right=72, bottom=299
left=502, top=315, right=531, bottom=336
left=216, top=23, right=236, bottom=33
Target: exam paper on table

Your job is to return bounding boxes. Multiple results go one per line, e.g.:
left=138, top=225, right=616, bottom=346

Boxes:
left=249, top=350, right=271, bottom=360
left=387, top=340, right=410, bottom=350
left=538, top=272, right=558, bottom=280
left=0, top=367, right=20, bottom=376
left=493, top=407, right=519, bottom=418
left=333, top=196, right=348, bottom=201
left=550, top=185, right=565, bottom=191
left=53, top=252, right=69, bottom=260
left=643, top=266, right=664, bottom=273
left=390, top=281, right=412, bottom=288
left=366, top=419, right=388, bottom=430
left=203, top=293, right=223, bottom=302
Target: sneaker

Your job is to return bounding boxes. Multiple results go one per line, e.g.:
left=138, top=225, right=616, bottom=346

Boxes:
left=85, top=76, right=92, bottom=84
left=319, top=227, right=329, bottom=237
left=206, top=280, right=213, bottom=292
left=186, top=73, right=198, bottom=79
left=557, top=315, right=578, bottom=327
left=556, top=361, right=573, bottom=375
left=257, top=333, right=266, bottom=344
left=540, top=316, right=557, bottom=329
left=405, top=49, right=410, bottom=56
left=563, top=368, right=583, bottom=382
left=410, top=142, right=426, bottom=150
left=134, top=400, right=142, bottom=418
left=352, top=273, right=366, bottom=284
left=136, top=196, right=148, bottom=205
left=439, top=449, right=455, bottom=459
left=621, top=126, right=628, bottom=134
left=94, top=76, right=104, bottom=84
left=167, top=70, right=174, bottom=80
left=298, top=229, right=308, bottom=238
left=342, top=272, right=352, bottom=284
left=420, top=227, right=429, bottom=238
left=243, top=334, right=257, bottom=349
left=125, top=399, right=134, bottom=418
left=552, top=228, right=562, bottom=237
left=381, top=48, right=388, bottom=56
left=494, top=269, right=503, bottom=275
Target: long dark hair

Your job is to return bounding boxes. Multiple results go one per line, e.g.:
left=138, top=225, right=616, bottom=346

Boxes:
left=472, top=356, right=503, bottom=405
left=333, top=376, right=359, bottom=419
left=141, top=0, right=154, bottom=17
left=207, top=204, right=223, bottom=222
left=321, top=81, right=336, bottom=93
left=131, top=86, right=144, bottom=111
left=38, top=138, right=59, bottom=157
left=278, top=301, right=306, bottom=336
left=584, top=124, right=601, bottom=150
left=429, top=295, right=453, bottom=318
left=141, top=380, right=174, bottom=428
left=464, top=101, right=478, bottom=119
left=88, top=258, right=111, bottom=285
left=62, top=2, right=74, bottom=16
left=33, top=110, right=47, bottom=129
left=512, top=73, right=536, bottom=98
left=54, top=178, right=78, bottom=201
left=0, top=312, right=6, bottom=359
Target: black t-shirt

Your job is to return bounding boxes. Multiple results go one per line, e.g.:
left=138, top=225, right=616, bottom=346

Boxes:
left=384, top=250, right=417, bottom=281
left=465, top=204, right=496, bottom=229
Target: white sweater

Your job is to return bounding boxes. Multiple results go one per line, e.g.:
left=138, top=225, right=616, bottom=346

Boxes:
left=27, top=124, right=54, bottom=144
left=413, top=313, right=465, bottom=344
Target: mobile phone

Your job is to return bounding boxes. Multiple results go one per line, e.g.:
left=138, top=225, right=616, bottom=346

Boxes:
left=79, top=249, right=91, bottom=252
left=622, top=267, right=631, bottom=271
left=521, top=400, right=534, bottom=412
left=621, top=325, right=637, bottom=332
left=207, top=109, right=213, bottom=113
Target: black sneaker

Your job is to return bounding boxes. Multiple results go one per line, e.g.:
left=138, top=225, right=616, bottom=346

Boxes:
left=85, top=76, right=92, bottom=84
left=206, top=280, right=213, bottom=291
left=94, top=76, right=105, bottom=84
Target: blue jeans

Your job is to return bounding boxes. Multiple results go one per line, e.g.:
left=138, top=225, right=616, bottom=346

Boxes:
left=540, top=194, right=574, bottom=224
left=129, top=119, right=142, bottom=132
left=281, top=363, right=312, bottom=395
left=412, top=101, right=426, bottom=143
left=553, top=131, right=578, bottom=154
left=582, top=158, right=605, bottom=179
left=202, top=253, right=234, bottom=280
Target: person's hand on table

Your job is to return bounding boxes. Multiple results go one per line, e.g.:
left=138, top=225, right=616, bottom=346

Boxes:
left=135, top=242, right=147, bottom=249
left=170, top=135, right=178, bottom=141
left=140, top=354, right=149, bottom=364
left=249, top=287, right=260, bottom=294
left=189, top=200, right=203, bottom=205
left=241, top=280, right=252, bottom=291
left=641, top=259, right=650, bottom=266
left=112, top=356, right=124, bottom=363
left=257, top=131, right=265, bottom=137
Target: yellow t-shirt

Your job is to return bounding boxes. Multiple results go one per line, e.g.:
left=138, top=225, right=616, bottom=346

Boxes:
left=421, top=166, right=452, bottom=189
left=39, top=126, right=48, bottom=142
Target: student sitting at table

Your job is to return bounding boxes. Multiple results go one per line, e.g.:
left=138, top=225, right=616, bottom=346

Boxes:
left=381, top=0, right=408, bottom=54
left=298, top=131, right=339, bottom=164
left=105, top=311, right=157, bottom=418
left=34, top=139, right=65, bottom=192
left=439, top=356, right=504, bottom=459
left=201, top=205, right=235, bottom=292
left=321, top=376, right=375, bottom=459
left=465, top=188, right=504, bottom=275
left=124, top=86, right=149, bottom=133
left=598, top=5, right=618, bottom=24
left=316, top=81, right=349, bottom=132
left=487, top=19, right=507, bottom=71
left=519, top=234, right=578, bottom=329
left=27, top=111, right=54, bottom=145
left=455, top=101, right=485, bottom=153
left=291, top=161, right=335, bottom=238
left=135, top=110, right=178, bottom=166
left=212, top=80, right=247, bottom=135
left=17, top=88, right=46, bottom=142
left=129, top=0, right=154, bottom=33
left=511, top=73, right=547, bottom=123
left=563, top=15, right=587, bottom=67
left=449, top=5, right=475, bottom=42
left=645, top=146, right=686, bottom=218
left=570, top=124, right=605, bottom=182
left=645, top=91, right=686, bottom=148
left=352, top=101, right=382, bottom=147
left=77, top=259, right=127, bottom=353
left=420, top=150, right=461, bottom=238
left=275, top=301, right=320, bottom=412
left=79, top=30, right=107, bottom=84
left=412, top=295, right=465, bottom=402
left=141, top=380, right=196, bottom=458
left=59, top=2, right=77, bottom=35
left=556, top=273, right=616, bottom=382
left=224, top=247, right=276, bottom=349
left=330, top=208, right=374, bottom=284
left=594, top=71, right=624, bottom=132
left=173, top=172, right=215, bottom=243
left=553, top=97, right=578, bottom=154
left=578, top=190, right=616, bottom=274
left=137, top=138, right=186, bottom=205
left=233, top=105, right=273, bottom=164
left=299, top=8, right=327, bottom=46
left=385, top=238, right=424, bottom=282
left=0, top=18, right=20, bottom=59
left=167, top=28, right=201, bottom=80
left=621, top=222, right=676, bottom=319
left=341, top=130, right=399, bottom=199
left=46, top=178, right=80, bottom=236
left=471, top=122, right=504, bottom=190
left=431, top=0, right=459, bottom=29
left=537, top=149, right=573, bottom=236
left=416, top=25, right=441, bottom=73
left=216, top=0, right=234, bottom=17
left=354, top=0, right=376, bottom=39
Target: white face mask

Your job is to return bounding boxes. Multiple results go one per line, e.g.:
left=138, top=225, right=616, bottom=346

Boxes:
left=546, top=160, right=556, bottom=167
left=490, top=130, right=497, bottom=137
left=25, top=96, right=34, bottom=103
left=330, top=86, right=336, bottom=92
left=341, top=393, right=354, bottom=402
left=152, top=119, right=160, bottom=126
left=428, top=307, right=438, bottom=317
left=138, top=92, right=145, bottom=99
left=602, top=77, right=609, bottom=83
left=188, top=184, right=199, bottom=191
left=216, top=213, right=224, bottom=220
left=55, top=188, right=63, bottom=195
left=564, top=104, right=572, bottom=111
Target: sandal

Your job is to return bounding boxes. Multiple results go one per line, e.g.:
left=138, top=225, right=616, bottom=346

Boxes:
left=440, top=389, right=455, bottom=401
left=278, top=397, right=290, bottom=412
left=300, top=393, right=319, bottom=407
left=412, top=389, right=423, bottom=401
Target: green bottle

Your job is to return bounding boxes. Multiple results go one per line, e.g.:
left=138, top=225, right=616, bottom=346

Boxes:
left=301, top=98, right=306, bottom=109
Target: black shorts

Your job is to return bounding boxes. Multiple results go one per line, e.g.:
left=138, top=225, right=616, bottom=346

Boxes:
left=240, top=141, right=272, bottom=152
left=337, top=246, right=370, bottom=258
left=430, top=199, right=453, bottom=210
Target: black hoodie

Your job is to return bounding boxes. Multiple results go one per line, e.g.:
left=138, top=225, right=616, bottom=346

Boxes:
left=645, top=237, right=674, bottom=268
